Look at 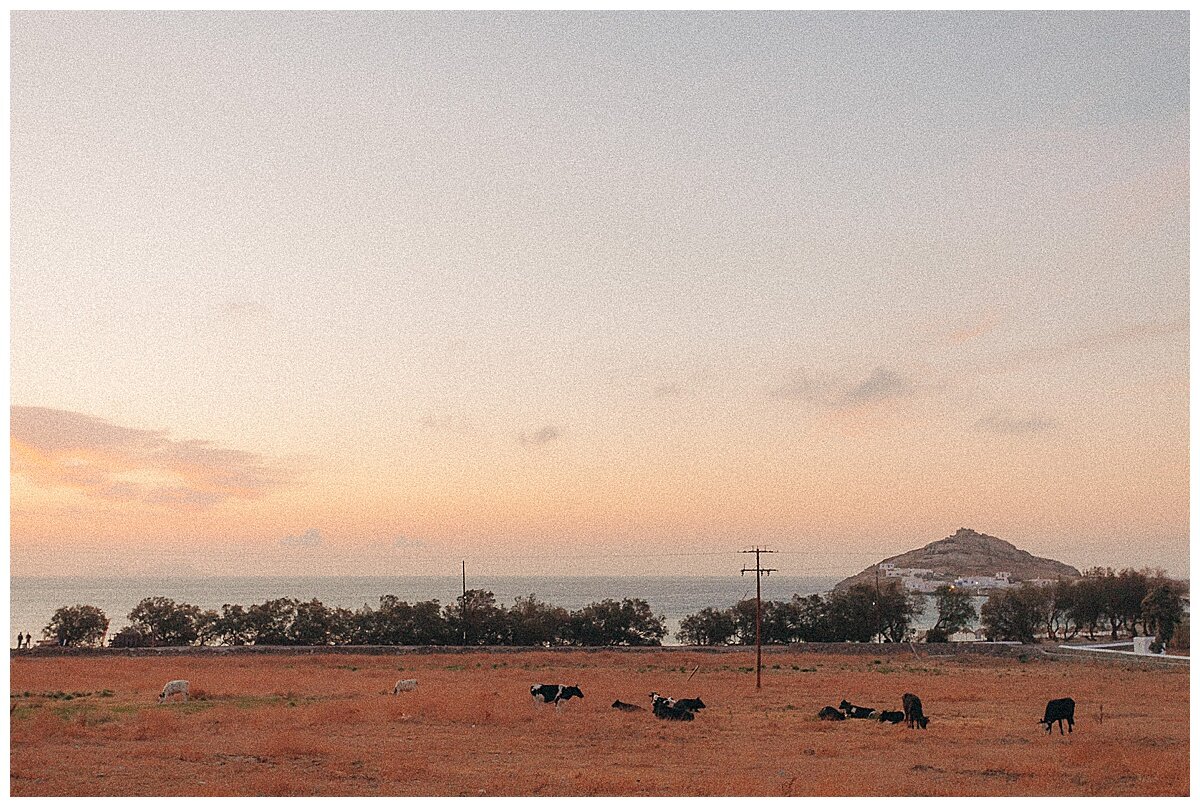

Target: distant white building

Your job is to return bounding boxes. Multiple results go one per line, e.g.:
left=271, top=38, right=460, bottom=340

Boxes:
left=902, top=577, right=942, bottom=593
left=949, top=629, right=985, bottom=642
left=955, top=575, right=1012, bottom=590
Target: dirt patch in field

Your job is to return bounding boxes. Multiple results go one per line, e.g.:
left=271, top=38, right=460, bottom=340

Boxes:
left=10, top=649, right=1188, bottom=796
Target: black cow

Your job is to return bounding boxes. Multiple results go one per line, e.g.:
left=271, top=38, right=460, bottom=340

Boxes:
left=877, top=710, right=905, bottom=724
left=1039, top=697, right=1075, bottom=735
left=818, top=706, right=846, bottom=721
left=674, top=697, right=706, bottom=713
left=531, top=684, right=584, bottom=710
left=612, top=699, right=645, bottom=712
left=651, top=693, right=694, bottom=721
left=839, top=700, right=877, bottom=719
left=902, top=693, right=928, bottom=729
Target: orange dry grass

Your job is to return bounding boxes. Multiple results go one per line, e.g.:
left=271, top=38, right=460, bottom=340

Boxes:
left=9, top=650, right=1189, bottom=796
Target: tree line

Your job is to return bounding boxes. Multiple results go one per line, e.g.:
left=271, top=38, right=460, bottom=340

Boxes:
left=36, top=567, right=1186, bottom=650
left=41, top=590, right=667, bottom=649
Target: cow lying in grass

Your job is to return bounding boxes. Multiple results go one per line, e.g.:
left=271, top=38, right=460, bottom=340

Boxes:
left=839, top=700, right=878, bottom=719
left=818, top=706, right=845, bottom=721
left=877, top=710, right=905, bottom=724
left=651, top=693, right=694, bottom=721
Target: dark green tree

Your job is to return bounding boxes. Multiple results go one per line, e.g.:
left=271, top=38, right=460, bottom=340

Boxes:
left=1141, top=582, right=1184, bottom=652
left=926, top=585, right=977, bottom=642
left=44, top=605, right=109, bottom=647
left=980, top=584, right=1045, bottom=643
left=507, top=595, right=570, bottom=646
left=566, top=598, right=665, bottom=646
left=128, top=597, right=203, bottom=646
left=676, top=607, right=737, bottom=646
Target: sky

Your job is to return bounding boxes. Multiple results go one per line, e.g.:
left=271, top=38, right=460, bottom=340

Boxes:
left=9, top=11, right=1190, bottom=579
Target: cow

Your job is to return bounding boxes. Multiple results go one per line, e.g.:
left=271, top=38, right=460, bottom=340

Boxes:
left=392, top=679, right=418, bottom=694
left=158, top=680, right=190, bottom=704
left=902, top=693, right=928, bottom=729
left=1039, top=697, right=1075, bottom=735
left=818, top=706, right=846, bottom=721
left=612, top=699, right=645, bottom=712
left=839, top=700, right=878, bottom=719
left=530, top=684, right=583, bottom=711
left=651, top=693, right=694, bottom=722
left=877, top=710, right=905, bottom=724
left=674, top=697, right=706, bottom=713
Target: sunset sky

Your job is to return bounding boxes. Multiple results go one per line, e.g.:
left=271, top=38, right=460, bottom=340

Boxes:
left=10, top=11, right=1189, bottom=578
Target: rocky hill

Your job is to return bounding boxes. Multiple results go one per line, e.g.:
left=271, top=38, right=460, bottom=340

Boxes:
left=834, top=528, right=1080, bottom=591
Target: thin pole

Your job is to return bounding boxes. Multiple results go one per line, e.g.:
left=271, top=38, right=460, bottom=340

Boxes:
left=875, top=565, right=881, bottom=644
left=740, top=546, right=777, bottom=690
left=462, top=560, right=467, bottom=645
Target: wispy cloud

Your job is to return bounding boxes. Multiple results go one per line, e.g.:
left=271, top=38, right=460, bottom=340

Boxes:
left=769, top=366, right=917, bottom=411
left=518, top=426, right=559, bottom=446
left=975, top=413, right=1057, bottom=434
left=948, top=312, right=1004, bottom=344
left=280, top=528, right=322, bottom=548
left=984, top=320, right=1186, bottom=374
left=11, top=406, right=292, bottom=509
left=392, top=534, right=427, bottom=550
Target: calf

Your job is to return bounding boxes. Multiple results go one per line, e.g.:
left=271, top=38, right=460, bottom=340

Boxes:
left=612, top=699, right=645, bottom=712
left=651, top=693, right=694, bottom=722
left=839, top=700, right=877, bottom=719
left=877, top=710, right=905, bottom=725
left=1039, top=697, right=1075, bottom=735
left=158, top=679, right=189, bottom=704
left=674, top=697, right=706, bottom=713
left=902, top=693, right=928, bottom=729
left=392, top=678, right=418, bottom=694
left=818, top=705, right=846, bottom=721
left=530, top=684, right=583, bottom=710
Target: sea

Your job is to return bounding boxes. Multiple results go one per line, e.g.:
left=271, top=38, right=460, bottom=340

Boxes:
left=9, top=575, right=979, bottom=646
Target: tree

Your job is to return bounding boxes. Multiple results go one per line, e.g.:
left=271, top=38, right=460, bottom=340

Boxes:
left=1141, top=582, right=1184, bottom=652
left=289, top=599, right=336, bottom=645
left=44, top=605, right=109, bottom=647
left=196, top=610, right=221, bottom=646
left=980, top=584, right=1045, bottom=643
left=507, top=595, right=570, bottom=646
left=210, top=604, right=253, bottom=646
left=877, top=581, right=923, bottom=642
left=826, top=585, right=880, bottom=642
left=566, top=599, right=665, bottom=646
left=448, top=589, right=507, bottom=645
left=127, top=597, right=203, bottom=646
left=677, top=607, right=737, bottom=646
left=926, top=586, right=977, bottom=642
left=244, top=598, right=299, bottom=645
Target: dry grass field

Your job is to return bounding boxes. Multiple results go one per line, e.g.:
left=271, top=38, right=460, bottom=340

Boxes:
left=9, top=649, right=1188, bottom=796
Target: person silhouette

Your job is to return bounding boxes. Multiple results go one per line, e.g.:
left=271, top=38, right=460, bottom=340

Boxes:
left=15, top=631, right=22, bottom=649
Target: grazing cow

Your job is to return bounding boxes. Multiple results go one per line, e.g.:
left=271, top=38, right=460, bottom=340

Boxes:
left=1039, top=697, right=1075, bottom=735
left=650, top=693, right=694, bottom=722
left=530, top=684, right=584, bottom=710
left=818, top=706, right=846, bottom=721
left=902, top=693, right=928, bottom=729
left=674, top=697, right=706, bottom=713
left=612, top=699, right=645, bottom=712
left=839, top=700, right=877, bottom=719
left=158, top=680, right=190, bottom=704
left=392, top=678, right=418, bottom=694
left=877, top=710, right=905, bottom=725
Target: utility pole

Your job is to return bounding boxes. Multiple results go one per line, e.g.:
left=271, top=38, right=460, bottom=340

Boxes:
left=461, top=560, right=467, bottom=645
left=875, top=565, right=882, bottom=644
left=740, top=546, right=777, bottom=690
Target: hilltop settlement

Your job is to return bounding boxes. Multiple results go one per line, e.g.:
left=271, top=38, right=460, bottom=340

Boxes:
left=836, top=527, right=1082, bottom=593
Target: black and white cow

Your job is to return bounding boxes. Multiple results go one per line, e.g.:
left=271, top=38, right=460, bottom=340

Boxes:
left=530, top=684, right=584, bottom=710
left=1039, top=697, right=1075, bottom=735
left=839, top=700, right=877, bottom=719
left=902, top=693, right=929, bottom=729
left=877, top=710, right=905, bottom=725
left=651, top=693, right=694, bottom=721
left=818, top=705, right=846, bottom=721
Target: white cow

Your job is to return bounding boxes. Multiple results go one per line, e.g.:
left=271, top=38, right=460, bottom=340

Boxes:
left=159, top=679, right=190, bottom=703
left=392, top=678, right=418, bottom=694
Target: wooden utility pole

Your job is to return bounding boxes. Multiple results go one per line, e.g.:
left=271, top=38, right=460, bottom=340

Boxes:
left=875, top=565, right=882, bottom=644
left=461, top=560, right=467, bottom=645
left=740, top=547, right=777, bottom=689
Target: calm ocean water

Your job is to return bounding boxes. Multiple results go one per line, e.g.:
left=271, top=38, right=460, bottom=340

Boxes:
left=11, top=575, right=845, bottom=647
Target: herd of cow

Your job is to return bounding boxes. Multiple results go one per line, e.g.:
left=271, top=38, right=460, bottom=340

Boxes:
left=157, top=678, right=1077, bottom=736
